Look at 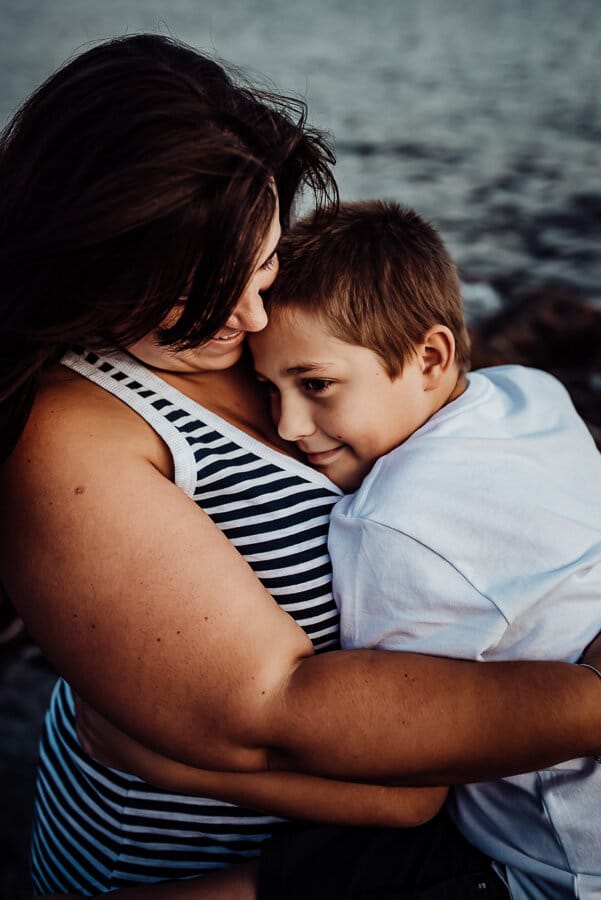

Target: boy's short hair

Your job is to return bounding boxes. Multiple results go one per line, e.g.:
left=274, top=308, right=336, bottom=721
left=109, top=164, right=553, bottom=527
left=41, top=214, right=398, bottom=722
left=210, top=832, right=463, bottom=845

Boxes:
left=268, top=200, right=471, bottom=376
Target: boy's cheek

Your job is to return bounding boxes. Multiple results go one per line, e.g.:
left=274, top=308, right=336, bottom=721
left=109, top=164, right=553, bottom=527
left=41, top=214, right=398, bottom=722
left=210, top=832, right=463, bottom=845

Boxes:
left=269, top=394, right=281, bottom=426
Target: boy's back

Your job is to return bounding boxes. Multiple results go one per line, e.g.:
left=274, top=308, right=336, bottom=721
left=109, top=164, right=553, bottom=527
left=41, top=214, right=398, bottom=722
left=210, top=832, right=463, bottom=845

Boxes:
left=330, top=363, right=601, bottom=898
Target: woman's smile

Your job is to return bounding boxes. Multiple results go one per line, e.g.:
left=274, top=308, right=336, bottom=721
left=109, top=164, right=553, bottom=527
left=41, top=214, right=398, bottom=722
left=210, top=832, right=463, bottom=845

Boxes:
left=211, top=329, right=244, bottom=342
left=206, top=328, right=246, bottom=348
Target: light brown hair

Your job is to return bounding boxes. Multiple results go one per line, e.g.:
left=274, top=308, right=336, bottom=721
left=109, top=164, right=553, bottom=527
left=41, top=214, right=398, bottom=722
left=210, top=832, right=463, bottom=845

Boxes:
left=268, top=200, right=471, bottom=376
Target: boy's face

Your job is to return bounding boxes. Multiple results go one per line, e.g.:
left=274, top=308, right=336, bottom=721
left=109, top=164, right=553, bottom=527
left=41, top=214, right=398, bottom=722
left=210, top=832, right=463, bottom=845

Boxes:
left=249, top=308, right=436, bottom=491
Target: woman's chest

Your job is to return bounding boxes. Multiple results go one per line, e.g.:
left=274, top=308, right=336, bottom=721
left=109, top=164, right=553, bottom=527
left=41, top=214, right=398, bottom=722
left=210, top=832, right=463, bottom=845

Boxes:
left=164, top=361, right=303, bottom=459
left=170, top=395, right=340, bottom=653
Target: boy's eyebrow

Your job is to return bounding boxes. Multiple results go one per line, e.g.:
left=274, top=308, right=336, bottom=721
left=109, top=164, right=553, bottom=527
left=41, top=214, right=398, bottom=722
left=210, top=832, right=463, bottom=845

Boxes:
left=254, top=363, right=335, bottom=381
left=286, top=363, right=333, bottom=375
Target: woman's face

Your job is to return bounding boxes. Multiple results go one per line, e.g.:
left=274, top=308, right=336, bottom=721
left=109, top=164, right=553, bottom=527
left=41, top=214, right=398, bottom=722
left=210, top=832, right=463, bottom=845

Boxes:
left=127, top=203, right=281, bottom=374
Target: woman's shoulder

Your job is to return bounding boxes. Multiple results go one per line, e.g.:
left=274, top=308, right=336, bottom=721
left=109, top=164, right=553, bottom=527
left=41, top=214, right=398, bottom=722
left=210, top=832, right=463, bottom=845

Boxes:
left=10, top=364, right=172, bottom=482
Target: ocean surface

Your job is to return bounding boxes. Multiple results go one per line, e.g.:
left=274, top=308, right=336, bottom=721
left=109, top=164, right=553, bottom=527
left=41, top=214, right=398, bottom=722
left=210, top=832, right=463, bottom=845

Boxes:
left=1, top=0, right=600, bottom=317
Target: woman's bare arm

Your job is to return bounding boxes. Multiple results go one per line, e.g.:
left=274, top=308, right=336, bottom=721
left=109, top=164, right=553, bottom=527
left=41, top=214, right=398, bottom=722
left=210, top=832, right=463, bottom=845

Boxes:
left=2, top=378, right=601, bottom=786
left=267, top=649, right=601, bottom=783
left=151, top=767, right=447, bottom=827
left=75, top=700, right=446, bottom=826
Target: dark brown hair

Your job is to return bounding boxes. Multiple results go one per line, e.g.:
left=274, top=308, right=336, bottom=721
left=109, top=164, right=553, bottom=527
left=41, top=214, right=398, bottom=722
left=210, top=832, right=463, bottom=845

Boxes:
left=0, top=34, right=337, bottom=460
left=267, top=200, right=471, bottom=377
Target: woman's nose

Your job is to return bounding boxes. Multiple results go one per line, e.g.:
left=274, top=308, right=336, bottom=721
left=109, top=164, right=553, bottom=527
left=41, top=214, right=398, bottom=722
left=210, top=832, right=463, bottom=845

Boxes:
left=227, top=284, right=269, bottom=333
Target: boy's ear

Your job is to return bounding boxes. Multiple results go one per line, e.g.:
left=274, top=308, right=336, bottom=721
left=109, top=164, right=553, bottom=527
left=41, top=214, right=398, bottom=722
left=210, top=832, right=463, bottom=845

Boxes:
left=418, top=325, right=456, bottom=390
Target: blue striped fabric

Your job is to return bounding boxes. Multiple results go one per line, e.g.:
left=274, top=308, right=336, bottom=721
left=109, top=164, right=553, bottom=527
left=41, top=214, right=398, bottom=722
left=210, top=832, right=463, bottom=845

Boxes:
left=31, top=347, right=342, bottom=895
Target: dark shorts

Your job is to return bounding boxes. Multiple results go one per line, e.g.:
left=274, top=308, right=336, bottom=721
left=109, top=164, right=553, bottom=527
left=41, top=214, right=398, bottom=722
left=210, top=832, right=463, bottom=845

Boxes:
left=258, top=809, right=510, bottom=899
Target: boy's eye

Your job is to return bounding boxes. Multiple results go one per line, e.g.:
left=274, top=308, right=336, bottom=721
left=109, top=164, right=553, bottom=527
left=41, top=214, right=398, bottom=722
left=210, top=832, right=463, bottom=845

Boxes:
left=254, top=375, right=279, bottom=395
left=302, top=378, right=332, bottom=394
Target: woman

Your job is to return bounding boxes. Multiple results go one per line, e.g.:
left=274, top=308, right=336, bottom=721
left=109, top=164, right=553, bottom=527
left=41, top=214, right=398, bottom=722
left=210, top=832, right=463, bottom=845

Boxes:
left=1, top=34, right=600, bottom=898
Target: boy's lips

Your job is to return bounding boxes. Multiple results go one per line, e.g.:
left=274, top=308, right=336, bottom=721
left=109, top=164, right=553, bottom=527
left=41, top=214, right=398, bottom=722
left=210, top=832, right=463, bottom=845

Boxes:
left=303, top=445, right=345, bottom=466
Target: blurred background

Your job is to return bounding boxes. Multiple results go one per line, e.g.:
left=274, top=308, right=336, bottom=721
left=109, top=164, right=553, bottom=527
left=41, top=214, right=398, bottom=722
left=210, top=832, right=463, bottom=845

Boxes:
left=0, top=0, right=600, bottom=895
left=2, top=0, right=600, bottom=305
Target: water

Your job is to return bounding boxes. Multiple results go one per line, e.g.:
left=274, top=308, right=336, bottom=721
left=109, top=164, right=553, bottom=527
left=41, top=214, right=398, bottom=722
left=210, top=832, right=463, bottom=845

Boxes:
left=1, top=0, right=600, bottom=312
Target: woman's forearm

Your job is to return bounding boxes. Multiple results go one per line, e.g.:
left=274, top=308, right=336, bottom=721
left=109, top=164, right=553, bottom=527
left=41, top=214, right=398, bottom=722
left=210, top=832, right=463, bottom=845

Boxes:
left=75, top=699, right=446, bottom=827
left=263, top=650, right=601, bottom=783
left=77, top=647, right=601, bottom=785
left=126, top=757, right=446, bottom=827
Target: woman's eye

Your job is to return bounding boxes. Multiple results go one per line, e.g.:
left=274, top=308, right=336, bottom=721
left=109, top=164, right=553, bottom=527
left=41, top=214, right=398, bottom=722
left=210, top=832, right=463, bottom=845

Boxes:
left=303, top=379, right=332, bottom=394
left=260, top=252, right=278, bottom=271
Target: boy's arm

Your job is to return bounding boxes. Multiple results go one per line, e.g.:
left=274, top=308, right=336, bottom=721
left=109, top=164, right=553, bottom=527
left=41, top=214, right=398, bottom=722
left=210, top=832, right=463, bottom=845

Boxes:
left=76, top=700, right=446, bottom=827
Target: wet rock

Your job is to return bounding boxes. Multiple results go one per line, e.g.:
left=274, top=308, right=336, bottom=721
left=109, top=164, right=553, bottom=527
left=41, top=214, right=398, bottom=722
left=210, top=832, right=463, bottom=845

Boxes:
left=0, top=636, right=57, bottom=899
left=470, top=287, right=601, bottom=447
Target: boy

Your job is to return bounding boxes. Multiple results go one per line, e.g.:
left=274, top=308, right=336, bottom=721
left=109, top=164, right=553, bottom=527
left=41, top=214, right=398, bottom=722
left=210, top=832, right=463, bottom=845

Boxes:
left=248, top=201, right=601, bottom=899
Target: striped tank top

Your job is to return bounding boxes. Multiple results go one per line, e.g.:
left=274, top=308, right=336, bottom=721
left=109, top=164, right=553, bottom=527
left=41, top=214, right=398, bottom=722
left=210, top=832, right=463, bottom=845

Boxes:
left=31, top=347, right=342, bottom=896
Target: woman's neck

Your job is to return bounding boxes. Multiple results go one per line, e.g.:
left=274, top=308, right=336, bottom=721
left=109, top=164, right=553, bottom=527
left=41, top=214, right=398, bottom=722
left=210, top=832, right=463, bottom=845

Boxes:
left=152, top=356, right=303, bottom=459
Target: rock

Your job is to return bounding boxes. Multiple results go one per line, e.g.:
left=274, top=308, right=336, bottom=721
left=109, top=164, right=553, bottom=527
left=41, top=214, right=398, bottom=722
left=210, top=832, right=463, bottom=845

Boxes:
left=469, top=288, right=601, bottom=447
left=0, top=637, right=57, bottom=899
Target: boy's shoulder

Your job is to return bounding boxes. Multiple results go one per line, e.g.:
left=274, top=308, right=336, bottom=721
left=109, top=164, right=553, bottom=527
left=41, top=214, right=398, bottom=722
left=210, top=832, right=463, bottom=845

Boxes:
left=448, top=364, right=578, bottom=432
left=337, top=364, right=596, bottom=525
left=474, top=363, right=570, bottom=399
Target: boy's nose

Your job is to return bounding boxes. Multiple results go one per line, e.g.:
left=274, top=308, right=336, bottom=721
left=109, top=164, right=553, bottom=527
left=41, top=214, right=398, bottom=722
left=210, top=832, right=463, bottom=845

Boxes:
left=277, top=395, right=315, bottom=442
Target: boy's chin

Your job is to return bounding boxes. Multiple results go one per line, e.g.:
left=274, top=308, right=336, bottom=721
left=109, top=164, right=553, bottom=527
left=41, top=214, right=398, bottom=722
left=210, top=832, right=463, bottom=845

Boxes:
left=333, top=462, right=372, bottom=493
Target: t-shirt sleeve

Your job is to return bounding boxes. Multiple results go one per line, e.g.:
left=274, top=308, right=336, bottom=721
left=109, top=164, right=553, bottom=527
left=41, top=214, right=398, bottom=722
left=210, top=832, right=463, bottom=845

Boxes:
left=329, top=514, right=508, bottom=660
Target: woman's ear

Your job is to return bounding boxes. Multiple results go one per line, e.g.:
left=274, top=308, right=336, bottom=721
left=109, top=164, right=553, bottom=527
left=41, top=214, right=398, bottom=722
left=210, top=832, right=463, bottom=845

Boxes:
left=418, top=325, right=456, bottom=390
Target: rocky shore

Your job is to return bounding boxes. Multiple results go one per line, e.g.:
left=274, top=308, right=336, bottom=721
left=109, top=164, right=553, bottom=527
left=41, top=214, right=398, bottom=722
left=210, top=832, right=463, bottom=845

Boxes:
left=0, top=631, right=56, bottom=899
left=469, top=287, right=601, bottom=448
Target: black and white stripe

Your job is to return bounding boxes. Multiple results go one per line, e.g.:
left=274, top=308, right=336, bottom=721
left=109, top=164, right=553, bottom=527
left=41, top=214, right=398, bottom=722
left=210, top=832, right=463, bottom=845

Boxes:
left=31, top=347, right=342, bottom=895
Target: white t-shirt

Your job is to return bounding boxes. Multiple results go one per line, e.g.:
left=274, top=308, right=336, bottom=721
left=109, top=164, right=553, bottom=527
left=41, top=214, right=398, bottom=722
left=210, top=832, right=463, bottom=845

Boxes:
left=330, top=365, right=601, bottom=899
